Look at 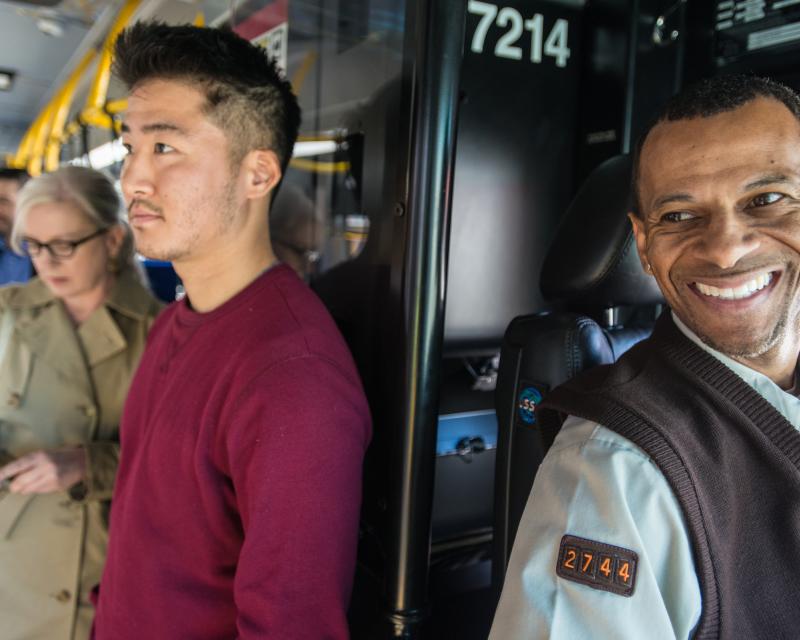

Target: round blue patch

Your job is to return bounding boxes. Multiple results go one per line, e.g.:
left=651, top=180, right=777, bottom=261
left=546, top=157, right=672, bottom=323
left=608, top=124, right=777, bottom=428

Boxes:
left=518, top=387, right=543, bottom=425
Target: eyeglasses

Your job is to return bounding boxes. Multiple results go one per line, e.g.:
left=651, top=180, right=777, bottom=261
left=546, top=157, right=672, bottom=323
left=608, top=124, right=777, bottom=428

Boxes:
left=21, top=228, right=107, bottom=259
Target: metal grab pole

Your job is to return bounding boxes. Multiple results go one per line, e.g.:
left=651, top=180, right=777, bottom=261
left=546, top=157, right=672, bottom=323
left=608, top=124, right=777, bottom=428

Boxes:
left=384, top=0, right=466, bottom=636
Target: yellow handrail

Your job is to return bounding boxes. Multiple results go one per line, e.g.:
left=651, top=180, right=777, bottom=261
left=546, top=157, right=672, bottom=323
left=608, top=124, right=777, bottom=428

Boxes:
left=289, top=159, right=350, bottom=174
left=63, top=121, right=82, bottom=141
left=81, top=0, right=142, bottom=131
left=105, top=98, right=128, bottom=115
left=44, top=50, right=97, bottom=172
left=27, top=101, right=57, bottom=176
left=291, top=51, right=318, bottom=95
left=12, top=0, right=143, bottom=171
left=9, top=123, right=36, bottom=169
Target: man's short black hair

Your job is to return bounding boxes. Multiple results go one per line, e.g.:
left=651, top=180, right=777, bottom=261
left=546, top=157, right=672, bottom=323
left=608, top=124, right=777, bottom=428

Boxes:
left=114, top=22, right=301, bottom=174
left=0, top=168, right=30, bottom=187
left=631, top=74, right=800, bottom=217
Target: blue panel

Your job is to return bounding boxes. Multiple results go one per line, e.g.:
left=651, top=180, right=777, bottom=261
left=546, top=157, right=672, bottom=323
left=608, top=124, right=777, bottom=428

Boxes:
left=142, top=259, right=180, bottom=303
left=436, top=410, right=498, bottom=456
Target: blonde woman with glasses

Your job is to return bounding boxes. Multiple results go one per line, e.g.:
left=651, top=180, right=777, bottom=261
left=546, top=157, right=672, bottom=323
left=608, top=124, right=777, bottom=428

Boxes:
left=0, top=165, right=161, bottom=639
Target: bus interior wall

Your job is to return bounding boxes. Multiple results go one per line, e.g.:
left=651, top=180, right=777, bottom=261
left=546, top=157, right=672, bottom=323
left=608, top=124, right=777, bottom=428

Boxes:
left=5, top=0, right=800, bottom=638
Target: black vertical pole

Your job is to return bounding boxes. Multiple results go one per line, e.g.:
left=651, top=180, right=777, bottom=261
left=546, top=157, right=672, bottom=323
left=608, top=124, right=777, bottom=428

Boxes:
left=622, top=0, right=640, bottom=154
left=383, top=0, right=465, bottom=637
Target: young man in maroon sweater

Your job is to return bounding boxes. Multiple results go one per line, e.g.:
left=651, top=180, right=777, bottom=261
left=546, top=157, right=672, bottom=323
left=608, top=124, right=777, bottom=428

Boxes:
left=91, top=23, right=371, bottom=639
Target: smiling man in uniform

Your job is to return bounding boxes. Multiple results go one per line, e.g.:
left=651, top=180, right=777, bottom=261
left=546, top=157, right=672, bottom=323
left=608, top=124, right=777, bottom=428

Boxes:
left=91, top=23, right=371, bottom=640
left=491, top=75, right=800, bottom=639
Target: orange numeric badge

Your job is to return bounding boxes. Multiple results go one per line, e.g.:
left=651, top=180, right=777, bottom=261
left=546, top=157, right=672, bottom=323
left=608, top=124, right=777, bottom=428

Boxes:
left=556, top=535, right=638, bottom=597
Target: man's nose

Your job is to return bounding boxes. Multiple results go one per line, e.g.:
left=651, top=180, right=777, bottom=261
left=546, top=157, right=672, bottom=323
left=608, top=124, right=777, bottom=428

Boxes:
left=121, top=152, right=156, bottom=200
left=698, top=210, right=760, bottom=270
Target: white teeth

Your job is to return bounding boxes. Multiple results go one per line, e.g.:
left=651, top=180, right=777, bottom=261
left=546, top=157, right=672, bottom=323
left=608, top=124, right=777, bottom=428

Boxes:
left=695, top=273, right=773, bottom=300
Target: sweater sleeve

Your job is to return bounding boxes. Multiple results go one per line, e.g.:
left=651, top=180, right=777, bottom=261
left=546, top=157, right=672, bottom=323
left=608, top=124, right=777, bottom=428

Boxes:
left=224, top=355, right=370, bottom=640
left=490, top=416, right=701, bottom=640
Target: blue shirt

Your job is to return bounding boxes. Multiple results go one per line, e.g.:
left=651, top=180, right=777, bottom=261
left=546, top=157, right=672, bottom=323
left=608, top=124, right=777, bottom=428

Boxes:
left=489, top=313, right=800, bottom=640
left=0, top=238, right=31, bottom=286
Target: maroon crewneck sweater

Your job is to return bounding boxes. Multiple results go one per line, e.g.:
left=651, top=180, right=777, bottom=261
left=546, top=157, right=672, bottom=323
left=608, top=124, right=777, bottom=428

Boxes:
left=93, top=264, right=371, bottom=639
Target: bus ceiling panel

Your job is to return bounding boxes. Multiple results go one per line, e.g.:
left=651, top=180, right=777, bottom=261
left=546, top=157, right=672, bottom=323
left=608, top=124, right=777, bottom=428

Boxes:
left=0, top=124, right=28, bottom=158
left=9, top=0, right=62, bottom=6
left=0, top=0, right=95, bottom=155
left=0, top=0, right=206, bottom=160
left=0, top=4, right=91, bottom=96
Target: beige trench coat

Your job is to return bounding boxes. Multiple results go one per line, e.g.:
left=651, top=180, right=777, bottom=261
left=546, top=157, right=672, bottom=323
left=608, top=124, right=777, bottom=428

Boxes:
left=0, top=272, right=161, bottom=640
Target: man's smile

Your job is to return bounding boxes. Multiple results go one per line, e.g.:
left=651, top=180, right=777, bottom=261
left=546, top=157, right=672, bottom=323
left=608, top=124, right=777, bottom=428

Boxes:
left=692, top=270, right=777, bottom=301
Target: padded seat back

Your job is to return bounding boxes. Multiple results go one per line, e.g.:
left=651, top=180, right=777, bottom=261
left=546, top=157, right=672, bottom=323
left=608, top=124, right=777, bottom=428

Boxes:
left=492, top=154, right=663, bottom=589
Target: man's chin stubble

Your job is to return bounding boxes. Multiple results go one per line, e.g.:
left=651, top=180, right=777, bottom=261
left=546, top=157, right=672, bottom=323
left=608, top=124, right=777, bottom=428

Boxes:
left=696, top=318, right=785, bottom=361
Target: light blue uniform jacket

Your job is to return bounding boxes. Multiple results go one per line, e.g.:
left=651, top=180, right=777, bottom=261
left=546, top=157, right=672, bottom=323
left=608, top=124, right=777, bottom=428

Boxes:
left=489, top=314, right=800, bottom=640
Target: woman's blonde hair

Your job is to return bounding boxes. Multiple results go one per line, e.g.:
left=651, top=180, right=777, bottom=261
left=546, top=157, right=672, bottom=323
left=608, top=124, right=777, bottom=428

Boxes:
left=11, top=165, right=142, bottom=279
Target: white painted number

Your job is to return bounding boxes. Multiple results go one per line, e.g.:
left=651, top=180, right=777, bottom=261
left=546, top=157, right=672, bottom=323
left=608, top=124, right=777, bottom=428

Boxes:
left=544, top=18, right=571, bottom=68
left=467, top=2, right=571, bottom=68
left=468, top=1, right=498, bottom=54
left=525, top=13, right=543, bottom=63
left=496, top=8, right=523, bottom=60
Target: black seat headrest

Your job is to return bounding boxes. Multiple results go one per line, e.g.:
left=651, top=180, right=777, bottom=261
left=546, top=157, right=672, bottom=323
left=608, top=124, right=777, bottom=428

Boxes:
left=540, top=154, right=663, bottom=307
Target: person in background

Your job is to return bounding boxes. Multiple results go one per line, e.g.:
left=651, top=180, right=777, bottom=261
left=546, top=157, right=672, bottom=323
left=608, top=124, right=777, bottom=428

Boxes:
left=0, top=167, right=33, bottom=285
left=270, top=183, right=322, bottom=280
left=92, top=22, right=371, bottom=640
left=0, top=165, right=161, bottom=640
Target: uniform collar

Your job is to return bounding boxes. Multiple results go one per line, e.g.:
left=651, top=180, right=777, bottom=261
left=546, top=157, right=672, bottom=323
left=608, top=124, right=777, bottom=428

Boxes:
left=672, top=311, right=800, bottom=427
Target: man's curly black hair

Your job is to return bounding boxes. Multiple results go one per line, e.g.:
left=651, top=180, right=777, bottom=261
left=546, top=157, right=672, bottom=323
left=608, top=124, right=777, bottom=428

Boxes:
left=631, top=74, right=800, bottom=217
left=114, top=22, right=301, bottom=174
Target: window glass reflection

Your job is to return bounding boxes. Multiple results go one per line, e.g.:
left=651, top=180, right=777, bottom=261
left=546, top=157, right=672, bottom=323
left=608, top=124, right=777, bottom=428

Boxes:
left=204, top=0, right=404, bottom=281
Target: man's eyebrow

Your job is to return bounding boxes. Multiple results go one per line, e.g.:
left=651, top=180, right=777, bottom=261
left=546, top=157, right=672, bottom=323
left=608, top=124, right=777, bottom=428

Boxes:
left=651, top=193, right=695, bottom=210
left=743, top=173, right=796, bottom=191
left=120, top=122, right=187, bottom=135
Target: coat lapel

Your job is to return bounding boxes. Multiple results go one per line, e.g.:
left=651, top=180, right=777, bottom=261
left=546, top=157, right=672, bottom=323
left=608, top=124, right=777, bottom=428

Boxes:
left=78, top=307, right=127, bottom=367
left=8, top=280, right=92, bottom=396
left=6, top=272, right=156, bottom=389
left=80, top=271, right=159, bottom=366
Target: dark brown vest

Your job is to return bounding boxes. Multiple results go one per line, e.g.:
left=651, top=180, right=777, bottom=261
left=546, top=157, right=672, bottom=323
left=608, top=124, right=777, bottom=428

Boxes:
left=538, top=313, right=800, bottom=640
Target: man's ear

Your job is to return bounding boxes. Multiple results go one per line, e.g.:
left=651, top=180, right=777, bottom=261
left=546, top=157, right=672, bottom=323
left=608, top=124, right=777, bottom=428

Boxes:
left=241, top=149, right=282, bottom=200
left=628, top=212, right=652, bottom=275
